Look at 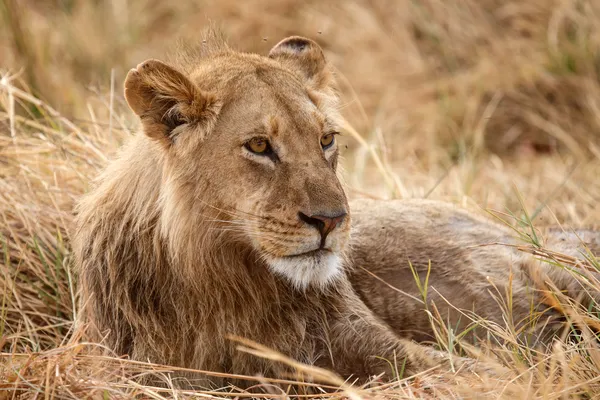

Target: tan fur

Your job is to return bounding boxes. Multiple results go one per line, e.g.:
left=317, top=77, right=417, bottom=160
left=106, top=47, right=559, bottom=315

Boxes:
left=348, top=199, right=600, bottom=346
left=73, top=34, right=597, bottom=388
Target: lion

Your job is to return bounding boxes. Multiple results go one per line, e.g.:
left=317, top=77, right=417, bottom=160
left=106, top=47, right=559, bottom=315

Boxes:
left=73, top=33, right=599, bottom=388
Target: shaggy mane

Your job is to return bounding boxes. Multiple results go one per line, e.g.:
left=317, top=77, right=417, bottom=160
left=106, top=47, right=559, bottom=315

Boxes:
left=172, top=27, right=231, bottom=74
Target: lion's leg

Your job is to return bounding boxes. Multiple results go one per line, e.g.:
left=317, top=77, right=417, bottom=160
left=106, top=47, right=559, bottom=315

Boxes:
left=318, top=282, right=494, bottom=381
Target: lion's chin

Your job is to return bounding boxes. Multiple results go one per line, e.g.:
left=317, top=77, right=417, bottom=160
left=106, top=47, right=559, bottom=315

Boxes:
left=265, top=250, right=344, bottom=290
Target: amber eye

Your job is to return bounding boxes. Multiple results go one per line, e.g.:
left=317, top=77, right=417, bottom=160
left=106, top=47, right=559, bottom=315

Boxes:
left=320, top=133, right=335, bottom=149
left=245, top=137, right=270, bottom=154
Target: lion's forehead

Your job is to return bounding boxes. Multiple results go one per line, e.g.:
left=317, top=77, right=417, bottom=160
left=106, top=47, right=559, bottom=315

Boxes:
left=192, top=54, right=340, bottom=133
left=216, top=83, right=335, bottom=139
left=192, top=53, right=304, bottom=94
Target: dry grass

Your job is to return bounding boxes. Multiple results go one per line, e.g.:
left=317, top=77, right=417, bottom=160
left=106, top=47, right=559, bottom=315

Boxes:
left=1, top=0, right=600, bottom=398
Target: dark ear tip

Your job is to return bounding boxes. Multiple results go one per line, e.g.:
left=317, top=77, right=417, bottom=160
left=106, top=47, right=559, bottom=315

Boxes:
left=269, top=36, right=320, bottom=57
left=280, top=37, right=311, bottom=52
left=268, top=36, right=329, bottom=84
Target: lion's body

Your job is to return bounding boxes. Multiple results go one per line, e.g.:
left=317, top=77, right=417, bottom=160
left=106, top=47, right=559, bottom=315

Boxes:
left=73, top=34, right=598, bottom=387
left=349, top=199, right=599, bottom=344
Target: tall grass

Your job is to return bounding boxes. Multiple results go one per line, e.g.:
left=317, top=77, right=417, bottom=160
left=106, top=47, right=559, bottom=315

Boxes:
left=1, top=0, right=600, bottom=398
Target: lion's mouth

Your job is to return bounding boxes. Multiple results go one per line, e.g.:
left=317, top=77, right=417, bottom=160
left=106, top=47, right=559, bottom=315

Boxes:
left=264, top=246, right=344, bottom=289
left=284, top=248, right=333, bottom=258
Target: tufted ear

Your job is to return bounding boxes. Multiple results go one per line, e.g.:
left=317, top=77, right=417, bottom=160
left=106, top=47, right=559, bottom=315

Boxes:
left=268, top=36, right=332, bottom=89
left=124, top=59, right=219, bottom=147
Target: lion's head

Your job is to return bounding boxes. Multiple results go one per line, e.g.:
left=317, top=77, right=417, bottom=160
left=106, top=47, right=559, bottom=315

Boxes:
left=122, top=36, right=350, bottom=289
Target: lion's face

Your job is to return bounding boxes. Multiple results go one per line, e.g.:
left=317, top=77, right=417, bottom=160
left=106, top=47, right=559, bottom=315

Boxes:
left=123, top=37, right=350, bottom=289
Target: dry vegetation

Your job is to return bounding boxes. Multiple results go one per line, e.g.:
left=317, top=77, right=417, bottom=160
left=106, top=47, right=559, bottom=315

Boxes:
left=1, top=0, right=600, bottom=398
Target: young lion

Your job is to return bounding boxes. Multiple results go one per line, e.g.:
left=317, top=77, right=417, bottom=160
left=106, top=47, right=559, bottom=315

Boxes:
left=73, top=35, right=598, bottom=387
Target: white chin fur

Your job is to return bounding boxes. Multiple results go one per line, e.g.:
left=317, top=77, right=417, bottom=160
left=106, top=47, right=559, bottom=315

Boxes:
left=266, top=251, right=344, bottom=290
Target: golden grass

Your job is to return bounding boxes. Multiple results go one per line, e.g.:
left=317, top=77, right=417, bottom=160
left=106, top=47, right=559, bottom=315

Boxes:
left=1, top=0, right=600, bottom=398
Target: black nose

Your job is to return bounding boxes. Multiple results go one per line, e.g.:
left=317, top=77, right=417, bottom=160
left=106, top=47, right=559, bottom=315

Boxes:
left=298, top=211, right=347, bottom=247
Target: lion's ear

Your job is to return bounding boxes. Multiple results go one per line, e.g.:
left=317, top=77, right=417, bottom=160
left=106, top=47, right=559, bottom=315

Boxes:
left=124, top=59, right=219, bottom=146
left=268, top=36, right=332, bottom=89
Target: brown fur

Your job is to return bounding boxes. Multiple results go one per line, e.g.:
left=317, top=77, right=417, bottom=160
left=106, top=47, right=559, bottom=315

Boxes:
left=73, top=34, right=598, bottom=388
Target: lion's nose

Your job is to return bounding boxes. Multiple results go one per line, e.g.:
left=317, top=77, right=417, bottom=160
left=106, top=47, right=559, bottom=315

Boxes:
left=298, top=211, right=347, bottom=246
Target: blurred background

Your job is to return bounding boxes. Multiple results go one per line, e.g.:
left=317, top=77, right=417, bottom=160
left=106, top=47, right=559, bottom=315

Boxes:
left=1, top=0, right=599, bottom=221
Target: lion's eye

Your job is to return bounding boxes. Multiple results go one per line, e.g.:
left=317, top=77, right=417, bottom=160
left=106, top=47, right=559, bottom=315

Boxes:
left=245, top=137, right=270, bottom=154
left=320, top=133, right=335, bottom=149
